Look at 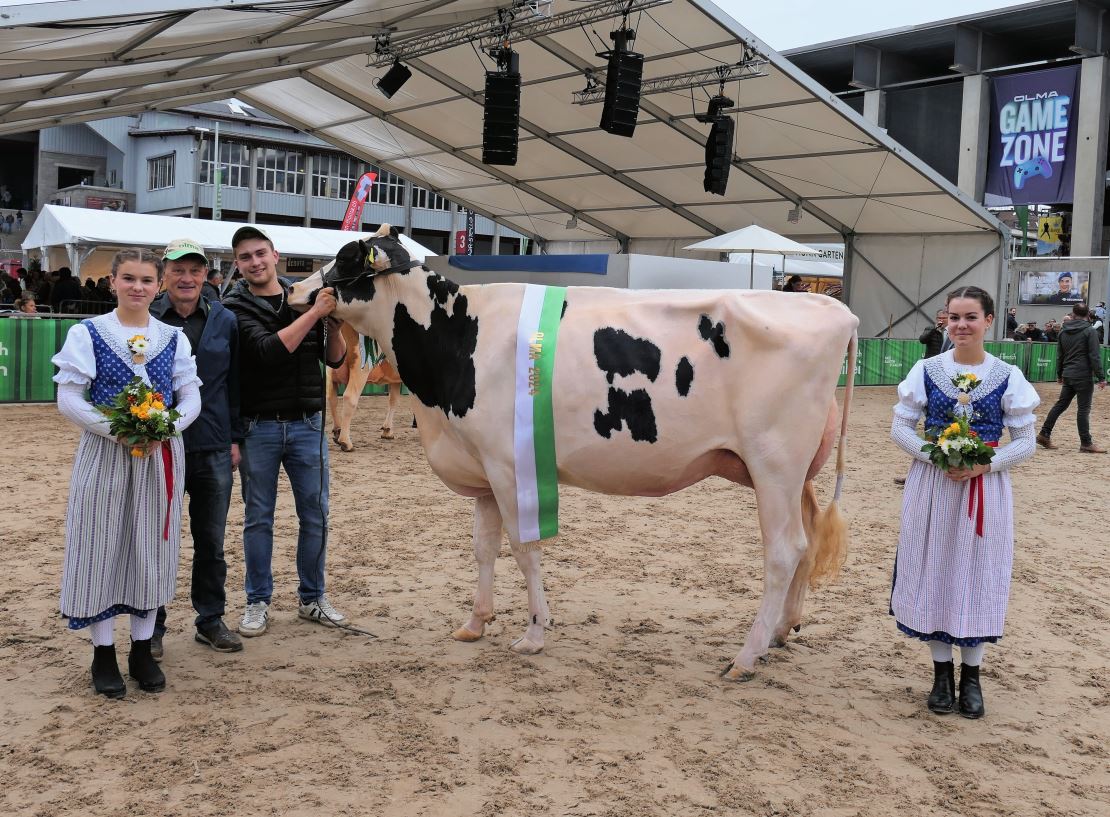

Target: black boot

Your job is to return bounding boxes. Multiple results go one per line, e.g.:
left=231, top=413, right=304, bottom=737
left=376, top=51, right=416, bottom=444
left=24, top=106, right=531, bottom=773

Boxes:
left=958, top=664, right=985, bottom=719
left=927, top=661, right=955, bottom=714
left=128, top=639, right=166, bottom=693
left=91, top=645, right=126, bottom=699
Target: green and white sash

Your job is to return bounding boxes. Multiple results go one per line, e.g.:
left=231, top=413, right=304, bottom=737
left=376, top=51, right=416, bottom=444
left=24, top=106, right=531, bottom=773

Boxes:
left=513, top=284, right=566, bottom=543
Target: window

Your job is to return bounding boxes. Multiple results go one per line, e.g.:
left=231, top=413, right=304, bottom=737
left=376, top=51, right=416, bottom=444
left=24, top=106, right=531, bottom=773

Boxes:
left=411, top=185, right=450, bottom=211
left=256, top=147, right=304, bottom=194
left=147, top=154, right=175, bottom=190
left=199, top=139, right=250, bottom=187
left=368, top=167, right=405, bottom=206
left=312, top=154, right=363, bottom=200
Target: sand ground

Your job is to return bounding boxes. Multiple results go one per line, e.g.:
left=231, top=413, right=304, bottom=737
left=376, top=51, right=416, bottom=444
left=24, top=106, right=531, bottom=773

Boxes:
left=1, top=383, right=1108, bottom=817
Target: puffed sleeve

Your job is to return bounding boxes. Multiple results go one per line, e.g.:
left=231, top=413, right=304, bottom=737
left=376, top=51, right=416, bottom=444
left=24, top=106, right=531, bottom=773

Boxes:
left=1001, top=366, right=1039, bottom=429
left=171, top=331, right=203, bottom=392
left=51, top=322, right=95, bottom=385
left=892, top=359, right=927, bottom=421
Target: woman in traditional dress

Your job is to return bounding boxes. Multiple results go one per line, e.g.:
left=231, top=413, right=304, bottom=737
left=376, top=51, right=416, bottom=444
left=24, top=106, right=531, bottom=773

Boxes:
left=890, top=286, right=1039, bottom=718
left=52, top=249, right=201, bottom=699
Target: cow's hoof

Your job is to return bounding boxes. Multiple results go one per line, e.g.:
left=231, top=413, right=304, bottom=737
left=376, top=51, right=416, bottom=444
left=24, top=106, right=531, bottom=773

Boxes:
left=509, top=636, right=543, bottom=655
left=769, top=636, right=787, bottom=649
left=452, top=625, right=484, bottom=642
left=339, top=441, right=354, bottom=452
left=720, top=662, right=755, bottom=682
left=381, top=430, right=394, bottom=440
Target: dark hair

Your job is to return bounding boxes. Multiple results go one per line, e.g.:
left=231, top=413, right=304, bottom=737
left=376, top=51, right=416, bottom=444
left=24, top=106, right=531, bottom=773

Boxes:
left=110, top=248, right=163, bottom=279
left=945, top=285, right=995, bottom=317
left=1072, top=302, right=1089, bottom=318
left=57, top=266, right=73, bottom=279
left=784, top=275, right=804, bottom=291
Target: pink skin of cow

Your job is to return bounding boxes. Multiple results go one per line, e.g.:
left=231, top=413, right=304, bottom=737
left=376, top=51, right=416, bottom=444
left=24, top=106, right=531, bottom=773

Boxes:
left=290, top=225, right=858, bottom=679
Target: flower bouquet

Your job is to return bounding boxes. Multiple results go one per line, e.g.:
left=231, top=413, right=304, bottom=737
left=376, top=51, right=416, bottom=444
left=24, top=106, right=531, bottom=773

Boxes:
left=921, top=373, right=995, bottom=470
left=100, top=376, right=181, bottom=457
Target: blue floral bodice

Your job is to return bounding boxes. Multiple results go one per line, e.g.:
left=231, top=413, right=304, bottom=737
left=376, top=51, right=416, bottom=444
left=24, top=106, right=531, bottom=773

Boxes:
left=923, top=365, right=1007, bottom=443
left=85, top=319, right=177, bottom=408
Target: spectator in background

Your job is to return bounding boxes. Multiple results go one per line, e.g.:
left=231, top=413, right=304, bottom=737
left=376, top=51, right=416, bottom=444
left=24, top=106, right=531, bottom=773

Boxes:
left=16, top=268, right=28, bottom=291
left=15, top=296, right=38, bottom=315
left=1037, top=303, right=1107, bottom=453
left=918, top=308, right=950, bottom=358
left=50, top=267, right=82, bottom=314
left=16, top=211, right=23, bottom=229
left=3, top=214, right=13, bottom=234
left=1, top=277, right=19, bottom=305
left=1093, top=301, right=1106, bottom=323
left=783, top=275, right=810, bottom=293
left=1044, top=320, right=1060, bottom=342
left=1005, top=307, right=1018, bottom=339
left=202, top=268, right=223, bottom=301
left=1023, top=321, right=1047, bottom=342
left=95, top=277, right=115, bottom=304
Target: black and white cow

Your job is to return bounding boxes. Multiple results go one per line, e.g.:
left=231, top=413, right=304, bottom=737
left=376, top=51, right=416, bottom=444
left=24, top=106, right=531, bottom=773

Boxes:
left=290, top=225, right=858, bottom=679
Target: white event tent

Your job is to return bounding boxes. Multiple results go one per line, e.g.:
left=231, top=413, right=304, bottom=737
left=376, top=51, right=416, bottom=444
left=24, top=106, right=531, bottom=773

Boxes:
left=0, top=0, right=1009, bottom=336
left=22, top=205, right=433, bottom=280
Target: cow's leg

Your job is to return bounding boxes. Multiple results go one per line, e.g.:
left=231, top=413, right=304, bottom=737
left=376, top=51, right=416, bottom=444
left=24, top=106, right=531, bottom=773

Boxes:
left=453, top=494, right=502, bottom=642
left=335, top=362, right=370, bottom=452
left=724, top=469, right=809, bottom=681
left=381, top=383, right=400, bottom=439
left=772, top=482, right=821, bottom=646
left=508, top=543, right=551, bottom=655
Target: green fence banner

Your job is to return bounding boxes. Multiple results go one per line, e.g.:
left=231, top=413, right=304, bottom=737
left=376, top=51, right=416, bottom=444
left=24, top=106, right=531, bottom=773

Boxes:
left=0, top=318, right=79, bottom=402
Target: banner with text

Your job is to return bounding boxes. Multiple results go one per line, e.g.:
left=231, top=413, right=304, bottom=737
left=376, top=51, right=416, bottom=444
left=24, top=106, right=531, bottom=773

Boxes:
left=986, top=66, right=1079, bottom=205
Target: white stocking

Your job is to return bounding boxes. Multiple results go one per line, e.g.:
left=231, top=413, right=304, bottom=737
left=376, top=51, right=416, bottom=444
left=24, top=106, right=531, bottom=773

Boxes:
left=89, top=618, right=114, bottom=647
left=960, top=643, right=985, bottom=667
left=130, top=611, right=156, bottom=642
left=928, top=640, right=953, bottom=663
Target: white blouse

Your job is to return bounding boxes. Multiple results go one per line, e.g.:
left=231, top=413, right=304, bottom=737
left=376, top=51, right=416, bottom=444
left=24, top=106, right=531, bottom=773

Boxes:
left=52, top=312, right=202, bottom=439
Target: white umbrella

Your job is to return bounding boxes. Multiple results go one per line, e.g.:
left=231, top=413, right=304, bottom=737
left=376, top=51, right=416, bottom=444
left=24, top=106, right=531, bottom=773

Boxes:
left=685, top=225, right=822, bottom=289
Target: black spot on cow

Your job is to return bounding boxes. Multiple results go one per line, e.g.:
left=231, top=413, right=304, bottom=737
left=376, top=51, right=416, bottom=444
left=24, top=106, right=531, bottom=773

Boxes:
left=593, top=387, right=658, bottom=443
left=593, top=328, right=661, bottom=385
left=675, top=357, right=694, bottom=397
left=560, top=300, right=568, bottom=320
left=332, top=241, right=376, bottom=301
left=391, top=294, right=478, bottom=418
left=697, top=315, right=730, bottom=358
left=426, top=274, right=459, bottom=305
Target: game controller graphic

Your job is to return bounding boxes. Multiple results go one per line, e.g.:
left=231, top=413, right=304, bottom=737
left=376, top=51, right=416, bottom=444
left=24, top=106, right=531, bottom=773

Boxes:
left=1014, top=156, right=1053, bottom=190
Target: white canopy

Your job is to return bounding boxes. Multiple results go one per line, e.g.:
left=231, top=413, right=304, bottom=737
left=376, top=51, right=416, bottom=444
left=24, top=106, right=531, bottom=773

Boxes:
left=23, top=205, right=434, bottom=262
left=685, top=225, right=821, bottom=255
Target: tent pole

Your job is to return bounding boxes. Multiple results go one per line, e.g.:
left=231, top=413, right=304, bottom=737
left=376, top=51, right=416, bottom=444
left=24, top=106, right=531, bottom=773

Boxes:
left=750, top=250, right=754, bottom=290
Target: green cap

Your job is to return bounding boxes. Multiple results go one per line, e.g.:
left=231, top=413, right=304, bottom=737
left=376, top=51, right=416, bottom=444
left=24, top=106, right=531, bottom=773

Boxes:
left=162, top=238, right=208, bottom=263
left=231, top=225, right=273, bottom=249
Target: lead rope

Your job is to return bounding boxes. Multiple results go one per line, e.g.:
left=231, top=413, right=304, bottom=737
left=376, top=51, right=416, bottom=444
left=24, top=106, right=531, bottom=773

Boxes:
left=314, top=316, right=377, bottom=639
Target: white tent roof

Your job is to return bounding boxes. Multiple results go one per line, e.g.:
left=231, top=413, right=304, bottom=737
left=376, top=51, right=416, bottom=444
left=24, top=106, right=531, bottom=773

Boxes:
left=0, top=0, right=1005, bottom=246
left=685, top=224, right=821, bottom=254
left=22, top=205, right=434, bottom=261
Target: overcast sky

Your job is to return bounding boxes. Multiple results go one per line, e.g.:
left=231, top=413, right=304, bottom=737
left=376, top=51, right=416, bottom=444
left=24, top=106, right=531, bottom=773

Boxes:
left=716, top=0, right=1033, bottom=50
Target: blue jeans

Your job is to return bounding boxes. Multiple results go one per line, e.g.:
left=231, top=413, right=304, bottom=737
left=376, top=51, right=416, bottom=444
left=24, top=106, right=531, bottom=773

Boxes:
left=239, top=414, right=329, bottom=605
left=156, top=448, right=234, bottom=633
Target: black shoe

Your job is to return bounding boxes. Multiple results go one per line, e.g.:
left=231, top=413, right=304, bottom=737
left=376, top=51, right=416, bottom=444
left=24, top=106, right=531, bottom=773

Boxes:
left=927, top=660, right=955, bottom=714
left=128, top=639, right=166, bottom=693
left=958, top=664, right=985, bottom=719
left=91, top=645, right=126, bottom=699
left=195, top=619, right=244, bottom=653
left=150, top=630, right=164, bottom=662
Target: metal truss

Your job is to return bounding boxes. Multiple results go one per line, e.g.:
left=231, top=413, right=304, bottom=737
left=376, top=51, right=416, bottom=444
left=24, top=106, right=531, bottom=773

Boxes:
left=572, top=53, right=767, bottom=105
left=371, top=0, right=671, bottom=67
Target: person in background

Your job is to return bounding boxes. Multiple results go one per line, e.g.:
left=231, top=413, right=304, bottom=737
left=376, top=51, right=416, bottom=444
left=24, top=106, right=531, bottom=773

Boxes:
left=148, top=238, right=244, bottom=657
left=783, top=274, right=810, bottom=293
left=16, top=210, right=22, bottom=229
left=1023, top=321, right=1046, bottom=343
left=1037, top=302, right=1106, bottom=454
left=15, top=296, right=38, bottom=315
left=1005, top=307, right=1018, bottom=339
left=1092, top=301, right=1106, bottom=323
left=918, top=308, right=950, bottom=359
left=1043, top=320, right=1059, bottom=342
left=202, top=268, right=224, bottom=301
left=890, top=285, right=1039, bottom=719
left=50, top=267, right=82, bottom=314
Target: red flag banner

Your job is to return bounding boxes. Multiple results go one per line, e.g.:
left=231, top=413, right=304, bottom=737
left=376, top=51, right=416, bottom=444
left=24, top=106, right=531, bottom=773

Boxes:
left=341, top=172, right=377, bottom=231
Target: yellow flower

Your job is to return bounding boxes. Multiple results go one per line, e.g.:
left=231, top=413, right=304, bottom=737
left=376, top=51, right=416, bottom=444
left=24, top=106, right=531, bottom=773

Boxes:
left=151, top=401, right=164, bottom=411
left=130, top=405, right=143, bottom=417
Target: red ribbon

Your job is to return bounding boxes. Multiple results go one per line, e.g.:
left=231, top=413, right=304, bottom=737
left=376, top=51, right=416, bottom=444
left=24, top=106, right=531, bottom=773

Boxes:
left=161, top=442, right=173, bottom=541
left=967, top=441, right=999, bottom=537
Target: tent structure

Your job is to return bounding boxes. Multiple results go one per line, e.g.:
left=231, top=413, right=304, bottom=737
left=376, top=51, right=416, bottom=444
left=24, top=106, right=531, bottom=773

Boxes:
left=22, top=205, right=434, bottom=279
left=0, top=0, right=1009, bottom=336
left=685, top=224, right=820, bottom=289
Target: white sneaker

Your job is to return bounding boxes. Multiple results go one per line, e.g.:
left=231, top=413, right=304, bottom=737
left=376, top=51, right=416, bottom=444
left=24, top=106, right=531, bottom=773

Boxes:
left=238, top=601, right=269, bottom=637
left=298, top=596, right=348, bottom=626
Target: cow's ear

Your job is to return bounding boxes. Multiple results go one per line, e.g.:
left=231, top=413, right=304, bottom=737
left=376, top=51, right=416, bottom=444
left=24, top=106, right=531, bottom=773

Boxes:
left=389, top=225, right=401, bottom=238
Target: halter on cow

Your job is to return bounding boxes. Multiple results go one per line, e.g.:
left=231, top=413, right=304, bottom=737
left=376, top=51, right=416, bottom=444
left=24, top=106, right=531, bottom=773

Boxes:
left=292, top=224, right=858, bottom=680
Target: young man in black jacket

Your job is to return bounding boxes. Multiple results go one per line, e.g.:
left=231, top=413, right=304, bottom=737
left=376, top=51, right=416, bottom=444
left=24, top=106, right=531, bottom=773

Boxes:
left=149, top=238, right=243, bottom=656
left=223, top=226, right=348, bottom=637
left=1037, top=303, right=1107, bottom=453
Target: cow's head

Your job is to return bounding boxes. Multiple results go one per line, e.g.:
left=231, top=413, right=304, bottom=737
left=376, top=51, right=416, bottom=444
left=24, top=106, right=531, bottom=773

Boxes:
left=289, top=223, right=420, bottom=316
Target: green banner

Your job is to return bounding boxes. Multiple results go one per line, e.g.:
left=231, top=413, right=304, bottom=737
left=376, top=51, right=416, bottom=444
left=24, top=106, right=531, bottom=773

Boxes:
left=0, top=318, right=79, bottom=403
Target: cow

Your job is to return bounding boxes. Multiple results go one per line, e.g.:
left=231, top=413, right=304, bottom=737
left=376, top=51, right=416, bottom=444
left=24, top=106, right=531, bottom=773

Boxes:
left=290, top=225, right=858, bottom=680
left=327, top=321, right=407, bottom=450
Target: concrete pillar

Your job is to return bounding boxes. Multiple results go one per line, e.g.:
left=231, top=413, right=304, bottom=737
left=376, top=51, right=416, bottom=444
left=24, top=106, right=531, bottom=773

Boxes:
left=303, top=153, right=313, bottom=227
left=862, top=90, right=885, bottom=127
left=1072, top=56, right=1110, bottom=257
left=492, top=222, right=501, bottom=255
left=248, top=146, right=259, bottom=223
left=403, top=179, right=413, bottom=234
left=957, top=74, right=990, bottom=201
left=447, top=201, right=458, bottom=256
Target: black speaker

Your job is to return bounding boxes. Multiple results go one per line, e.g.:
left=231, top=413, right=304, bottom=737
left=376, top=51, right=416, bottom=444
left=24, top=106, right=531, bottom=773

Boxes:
left=375, top=60, right=411, bottom=100
left=482, top=70, right=521, bottom=166
left=600, top=49, right=643, bottom=137
left=703, top=116, right=734, bottom=196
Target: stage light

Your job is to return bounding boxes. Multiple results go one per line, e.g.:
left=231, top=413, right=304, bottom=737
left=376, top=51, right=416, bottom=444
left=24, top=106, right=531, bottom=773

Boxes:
left=599, top=27, right=643, bottom=137
left=787, top=204, right=803, bottom=224
left=482, top=47, right=521, bottom=166
left=698, top=94, right=734, bottom=196
left=375, top=60, right=412, bottom=99
left=566, top=214, right=578, bottom=229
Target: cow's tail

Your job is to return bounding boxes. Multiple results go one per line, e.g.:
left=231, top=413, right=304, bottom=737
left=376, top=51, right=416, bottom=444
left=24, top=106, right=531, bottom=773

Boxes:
left=806, top=328, right=856, bottom=588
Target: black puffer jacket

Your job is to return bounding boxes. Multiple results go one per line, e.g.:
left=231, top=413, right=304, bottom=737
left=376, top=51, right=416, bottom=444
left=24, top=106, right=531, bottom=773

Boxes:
left=1056, top=318, right=1105, bottom=381
left=222, top=278, right=328, bottom=417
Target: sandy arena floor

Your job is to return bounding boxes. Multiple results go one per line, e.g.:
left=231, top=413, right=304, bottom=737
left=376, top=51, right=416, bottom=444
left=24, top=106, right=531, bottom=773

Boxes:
left=1, top=383, right=1108, bottom=817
